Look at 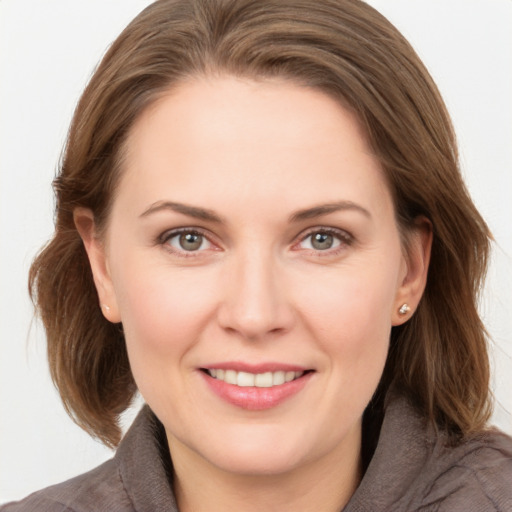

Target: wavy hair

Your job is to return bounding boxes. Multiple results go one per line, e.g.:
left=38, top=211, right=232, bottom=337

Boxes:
left=29, top=0, right=491, bottom=447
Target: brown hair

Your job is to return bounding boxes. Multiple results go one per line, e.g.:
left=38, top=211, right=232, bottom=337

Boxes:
left=29, top=0, right=492, bottom=447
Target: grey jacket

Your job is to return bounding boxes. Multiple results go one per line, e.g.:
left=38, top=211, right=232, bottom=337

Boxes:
left=3, top=396, right=512, bottom=511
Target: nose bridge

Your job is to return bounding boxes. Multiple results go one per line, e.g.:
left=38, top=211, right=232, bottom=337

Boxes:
left=218, top=243, right=293, bottom=340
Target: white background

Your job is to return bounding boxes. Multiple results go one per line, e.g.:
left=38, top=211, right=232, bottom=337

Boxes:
left=1, top=0, right=511, bottom=504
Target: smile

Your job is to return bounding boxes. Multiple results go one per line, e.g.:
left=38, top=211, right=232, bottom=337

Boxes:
left=201, top=366, right=314, bottom=410
left=206, top=369, right=304, bottom=388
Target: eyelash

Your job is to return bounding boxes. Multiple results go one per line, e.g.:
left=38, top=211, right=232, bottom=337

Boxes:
left=157, top=226, right=353, bottom=258
left=158, top=228, right=215, bottom=258
left=294, top=227, right=353, bottom=257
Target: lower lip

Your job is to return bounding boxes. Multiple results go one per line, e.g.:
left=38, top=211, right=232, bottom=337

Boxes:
left=201, top=371, right=313, bottom=410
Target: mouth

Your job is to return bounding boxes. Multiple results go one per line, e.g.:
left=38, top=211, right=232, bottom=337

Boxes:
left=199, top=366, right=314, bottom=410
left=203, top=369, right=306, bottom=388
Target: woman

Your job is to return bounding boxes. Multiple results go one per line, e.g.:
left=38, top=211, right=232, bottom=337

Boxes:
left=2, top=0, right=511, bottom=510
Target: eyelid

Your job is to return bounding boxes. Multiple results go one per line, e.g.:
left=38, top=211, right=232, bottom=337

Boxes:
left=156, top=225, right=353, bottom=257
left=158, top=227, right=220, bottom=256
left=293, top=226, right=354, bottom=253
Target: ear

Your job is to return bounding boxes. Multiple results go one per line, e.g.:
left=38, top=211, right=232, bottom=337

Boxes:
left=74, top=207, right=121, bottom=323
left=392, top=217, right=432, bottom=326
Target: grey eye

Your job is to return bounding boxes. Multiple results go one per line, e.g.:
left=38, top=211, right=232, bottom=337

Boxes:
left=310, top=232, right=334, bottom=250
left=167, top=231, right=210, bottom=252
left=179, top=232, right=203, bottom=251
left=298, top=231, right=343, bottom=251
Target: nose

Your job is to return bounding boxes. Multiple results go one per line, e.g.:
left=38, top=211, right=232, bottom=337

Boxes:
left=217, top=250, right=295, bottom=341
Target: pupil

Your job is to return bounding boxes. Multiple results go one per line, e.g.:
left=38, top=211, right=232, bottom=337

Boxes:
left=312, top=232, right=333, bottom=250
left=179, top=232, right=202, bottom=251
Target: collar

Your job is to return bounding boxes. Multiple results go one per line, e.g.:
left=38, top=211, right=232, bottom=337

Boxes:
left=115, top=395, right=435, bottom=512
left=116, top=406, right=179, bottom=511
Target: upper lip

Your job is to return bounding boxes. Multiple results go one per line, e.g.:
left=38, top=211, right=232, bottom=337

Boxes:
left=200, top=361, right=311, bottom=373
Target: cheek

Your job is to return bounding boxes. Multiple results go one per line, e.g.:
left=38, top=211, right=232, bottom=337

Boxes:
left=111, top=261, right=222, bottom=410
left=294, top=260, right=398, bottom=376
left=111, top=258, right=219, bottom=356
left=299, top=266, right=397, bottom=334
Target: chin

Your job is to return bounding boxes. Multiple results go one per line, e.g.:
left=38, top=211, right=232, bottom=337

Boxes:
left=207, top=446, right=306, bottom=477
left=188, top=423, right=326, bottom=477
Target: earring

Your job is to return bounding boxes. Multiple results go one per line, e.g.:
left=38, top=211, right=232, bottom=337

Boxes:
left=101, top=304, right=111, bottom=312
left=398, top=303, right=410, bottom=315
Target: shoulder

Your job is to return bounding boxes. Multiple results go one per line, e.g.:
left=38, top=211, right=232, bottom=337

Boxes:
left=419, top=428, right=512, bottom=511
left=1, top=405, right=177, bottom=512
left=347, top=395, right=512, bottom=512
left=0, top=457, right=134, bottom=512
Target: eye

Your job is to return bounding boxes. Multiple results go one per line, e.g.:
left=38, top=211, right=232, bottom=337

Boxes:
left=302, top=231, right=340, bottom=251
left=163, top=230, right=213, bottom=253
left=296, top=228, right=351, bottom=253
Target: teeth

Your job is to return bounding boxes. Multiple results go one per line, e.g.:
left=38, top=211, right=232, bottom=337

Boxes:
left=225, top=369, right=237, bottom=385
left=255, top=372, right=273, bottom=387
left=237, top=371, right=255, bottom=387
left=273, top=371, right=285, bottom=386
left=285, top=371, right=296, bottom=383
left=207, top=369, right=305, bottom=387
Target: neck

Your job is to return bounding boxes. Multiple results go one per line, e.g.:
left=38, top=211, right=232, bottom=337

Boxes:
left=168, top=426, right=362, bottom=512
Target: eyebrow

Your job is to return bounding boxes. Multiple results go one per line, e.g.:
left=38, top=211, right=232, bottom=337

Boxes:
left=139, top=201, right=224, bottom=223
left=289, top=201, right=371, bottom=223
left=139, top=199, right=371, bottom=224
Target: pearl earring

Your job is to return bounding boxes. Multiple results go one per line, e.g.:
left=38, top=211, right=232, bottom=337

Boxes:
left=398, top=303, right=410, bottom=315
left=101, top=304, right=111, bottom=312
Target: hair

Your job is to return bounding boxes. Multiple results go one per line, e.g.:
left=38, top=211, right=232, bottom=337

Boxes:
left=29, top=0, right=492, bottom=448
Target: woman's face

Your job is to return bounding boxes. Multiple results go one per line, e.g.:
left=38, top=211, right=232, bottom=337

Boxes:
left=85, top=76, right=426, bottom=476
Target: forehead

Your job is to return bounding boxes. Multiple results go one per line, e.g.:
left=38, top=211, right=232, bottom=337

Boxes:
left=117, top=75, right=393, bottom=220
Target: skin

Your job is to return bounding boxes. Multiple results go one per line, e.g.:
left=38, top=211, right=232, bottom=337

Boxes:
left=76, top=76, right=431, bottom=512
